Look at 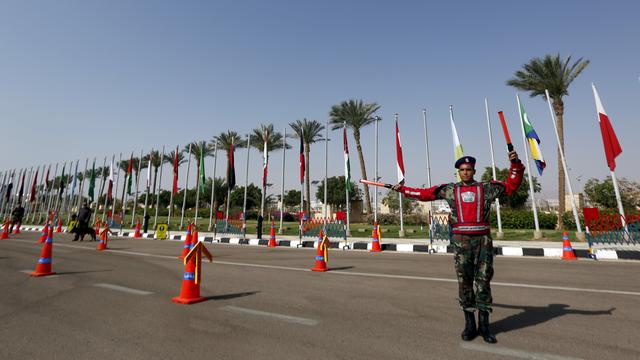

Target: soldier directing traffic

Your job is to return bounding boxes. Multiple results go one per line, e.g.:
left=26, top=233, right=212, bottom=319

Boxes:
left=391, top=150, right=524, bottom=344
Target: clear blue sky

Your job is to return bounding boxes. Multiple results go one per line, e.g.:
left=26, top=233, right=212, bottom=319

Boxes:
left=1, top=0, right=638, bottom=201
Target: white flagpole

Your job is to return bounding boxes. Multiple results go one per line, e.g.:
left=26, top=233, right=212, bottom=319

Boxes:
left=101, top=155, right=114, bottom=222
left=208, top=142, right=217, bottom=232
left=324, top=119, right=328, bottom=225
left=112, top=153, right=122, bottom=225
left=344, top=122, right=350, bottom=237
left=131, top=150, right=143, bottom=227
left=76, top=158, right=89, bottom=214
left=279, top=128, right=286, bottom=234
left=516, top=94, right=542, bottom=239
left=422, top=109, right=434, bottom=235
left=374, top=116, right=380, bottom=224
left=180, top=144, right=192, bottom=229
left=154, top=146, right=165, bottom=229
left=242, top=135, right=250, bottom=239
left=485, top=99, right=504, bottom=238
left=545, top=89, right=584, bottom=238
left=93, top=157, right=106, bottom=224
left=168, top=146, right=178, bottom=228
left=195, top=144, right=202, bottom=226
left=143, top=150, right=152, bottom=228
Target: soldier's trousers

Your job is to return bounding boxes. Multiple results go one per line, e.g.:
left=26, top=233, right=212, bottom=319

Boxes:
left=451, top=234, right=494, bottom=312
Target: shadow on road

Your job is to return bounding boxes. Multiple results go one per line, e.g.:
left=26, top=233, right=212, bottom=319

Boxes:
left=330, top=266, right=355, bottom=271
left=56, top=269, right=114, bottom=275
left=492, top=303, right=615, bottom=334
left=205, top=291, right=260, bottom=301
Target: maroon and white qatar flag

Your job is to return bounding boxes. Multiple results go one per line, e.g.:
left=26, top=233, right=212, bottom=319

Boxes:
left=107, top=161, right=114, bottom=202
left=299, top=131, right=305, bottom=184
left=44, top=165, right=50, bottom=192
left=29, top=168, right=39, bottom=202
left=395, top=119, right=405, bottom=184
left=592, top=84, right=622, bottom=171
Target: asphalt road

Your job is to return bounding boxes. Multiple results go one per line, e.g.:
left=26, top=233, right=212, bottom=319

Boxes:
left=1, top=232, right=639, bottom=360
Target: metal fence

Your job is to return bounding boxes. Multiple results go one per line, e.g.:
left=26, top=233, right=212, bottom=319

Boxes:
left=584, top=211, right=640, bottom=246
left=302, top=219, right=346, bottom=240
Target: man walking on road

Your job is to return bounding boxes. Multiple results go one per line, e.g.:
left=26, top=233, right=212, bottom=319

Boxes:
left=391, top=151, right=524, bottom=344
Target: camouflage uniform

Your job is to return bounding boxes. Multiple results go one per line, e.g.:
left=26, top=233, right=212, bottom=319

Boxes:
left=399, top=162, right=525, bottom=312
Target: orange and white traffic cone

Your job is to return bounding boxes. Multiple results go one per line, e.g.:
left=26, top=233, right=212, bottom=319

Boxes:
left=561, top=232, right=577, bottom=261
left=172, top=255, right=206, bottom=304
left=39, top=223, right=49, bottom=243
left=1, top=220, right=10, bottom=240
left=97, top=224, right=110, bottom=251
left=31, top=227, right=56, bottom=277
left=55, top=219, right=62, bottom=233
left=311, top=229, right=329, bottom=272
left=371, top=221, right=382, bottom=252
left=134, top=218, right=142, bottom=238
left=179, top=223, right=193, bottom=259
left=268, top=221, right=277, bottom=247
left=12, top=221, right=21, bottom=234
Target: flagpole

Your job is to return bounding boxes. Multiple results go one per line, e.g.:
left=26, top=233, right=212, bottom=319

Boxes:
left=324, top=118, right=328, bottom=227
left=65, top=160, right=78, bottom=223
left=396, top=114, right=405, bottom=238
left=449, top=105, right=464, bottom=182
left=168, top=145, right=178, bottom=228
left=131, top=149, right=143, bottom=227
left=112, top=153, right=122, bottom=227
left=278, top=128, right=286, bottom=234
left=344, top=122, right=351, bottom=238
left=91, top=157, right=104, bottom=224
left=224, top=139, right=233, bottom=233
left=31, top=164, right=45, bottom=223
left=299, top=128, right=304, bottom=244
left=45, top=163, right=58, bottom=222
left=261, top=134, right=267, bottom=220
left=76, top=158, right=88, bottom=214
left=516, top=94, right=542, bottom=239
left=484, top=99, right=504, bottom=239
left=120, top=154, right=130, bottom=232
left=545, top=89, right=584, bottom=239
left=143, top=149, right=152, bottom=229
left=195, top=144, right=202, bottom=226
left=24, top=166, right=36, bottom=221
left=242, top=135, right=250, bottom=240
left=609, top=170, right=627, bottom=230
left=101, top=155, right=114, bottom=222
left=180, top=144, right=192, bottom=229
left=154, top=146, right=165, bottom=230
left=208, top=142, right=217, bottom=232
left=374, top=116, right=380, bottom=224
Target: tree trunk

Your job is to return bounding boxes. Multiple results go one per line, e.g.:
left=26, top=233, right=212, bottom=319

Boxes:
left=353, top=131, right=372, bottom=214
left=304, top=144, right=311, bottom=215
left=553, top=98, right=565, bottom=230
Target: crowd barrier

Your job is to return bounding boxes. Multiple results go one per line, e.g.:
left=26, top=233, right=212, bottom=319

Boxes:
left=583, top=208, right=639, bottom=246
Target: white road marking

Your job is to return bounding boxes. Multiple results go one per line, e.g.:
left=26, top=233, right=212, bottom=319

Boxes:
left=93, top=283, right=153, bottom=296
left=460, top=342, right=585, bottom=360
left=222, top=305, right=318, bottom=326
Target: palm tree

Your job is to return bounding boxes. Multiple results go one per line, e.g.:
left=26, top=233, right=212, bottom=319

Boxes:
left=507, top=54, right=589, bottom=230
left=213, top=131, right=246, bottom=220
left=163, top=148, right=186, bottom=215
left=329, top=99, right=381, bottom=214
left=249, top=123, right=289, bottom=217
left=289, top=118, right=325, bottom=215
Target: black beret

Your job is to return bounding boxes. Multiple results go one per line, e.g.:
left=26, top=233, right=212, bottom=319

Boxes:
left=455, top=156, right=476, bottom=169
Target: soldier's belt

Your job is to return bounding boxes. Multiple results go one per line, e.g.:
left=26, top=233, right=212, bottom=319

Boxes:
left=451, top=223, right=490, bottom=235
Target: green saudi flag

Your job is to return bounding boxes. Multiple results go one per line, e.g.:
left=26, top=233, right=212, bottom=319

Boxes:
left=88, top=161, right=96, bottom=201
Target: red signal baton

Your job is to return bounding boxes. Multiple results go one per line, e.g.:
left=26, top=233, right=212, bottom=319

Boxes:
left=359, top=179, right=393, bottom=189
left=498, top=111, right=517, bottom=163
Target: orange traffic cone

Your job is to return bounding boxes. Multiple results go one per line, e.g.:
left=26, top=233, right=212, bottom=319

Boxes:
left=55, top=219, right=62, bottom=233
left=31, top=227, right=56, bottom=277
left=311, top=229, right=329, bottom=272
left=371, top=222, right=382, bottom=252
left=179, top=223, right=193, bottom=259
left=561, top=232, right=577, bottom=261
left=172, top=256, right=206, bottom=304
left=1, top=220, right=10, bottom=240
left=12, top=221, right=21, bottom=234
left=97, top=223, right=111, bottom=251
left=268, top=221, right=277, bottom=247
left=39, top=223, right=49, bottom=243
left=134, top=218, right=142, bottom=238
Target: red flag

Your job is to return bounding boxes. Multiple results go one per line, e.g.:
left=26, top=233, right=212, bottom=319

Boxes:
left=395, top=118, right=405, bottom=184
left=172, top=146, right=179, bottom=195
left=17, top=170, right=25, bottom=203
left=29, top=169, right=39, bottom=202
left=592, top=84, right=622, bottom=171
left=299, top=131, right=305, bottom=184
left=44, top=166, right=50, bottom=192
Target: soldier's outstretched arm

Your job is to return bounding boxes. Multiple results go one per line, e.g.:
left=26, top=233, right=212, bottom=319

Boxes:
left=503, top=155, right=525, bottom=196
left=391, top=183, right=444, bottom=202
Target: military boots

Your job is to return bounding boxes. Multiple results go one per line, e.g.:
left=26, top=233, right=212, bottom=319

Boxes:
left=478, top=310, right=497, bottom=343
left=460, top=311, right=478, bottom=341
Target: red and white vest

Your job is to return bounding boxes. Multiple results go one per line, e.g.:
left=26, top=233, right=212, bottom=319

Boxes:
left=452, top=184, right=490, bottom=235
